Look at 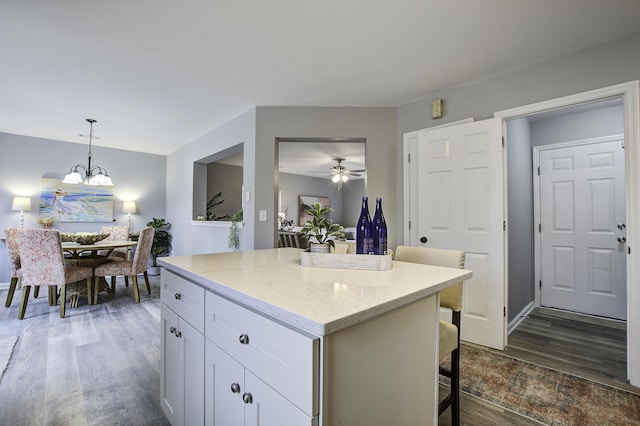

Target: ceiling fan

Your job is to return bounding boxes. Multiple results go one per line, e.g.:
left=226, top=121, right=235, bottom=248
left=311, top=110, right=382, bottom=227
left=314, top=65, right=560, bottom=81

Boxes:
left=312, top=158, right=364, bottom=189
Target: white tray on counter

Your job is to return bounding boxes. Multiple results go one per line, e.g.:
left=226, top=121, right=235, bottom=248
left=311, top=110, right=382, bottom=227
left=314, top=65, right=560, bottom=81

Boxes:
left=300, top=251, right=393, bottom=271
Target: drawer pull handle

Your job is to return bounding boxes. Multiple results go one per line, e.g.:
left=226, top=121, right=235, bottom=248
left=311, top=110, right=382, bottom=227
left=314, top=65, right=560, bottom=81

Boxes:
left=242, top=392, right=253, bottom=404
left=169, top=326, right=176, bottom=334
left=174, top=293, right=181, bottom=300
left=175, top=330, right=182, bottom=338
left=230, top=383, right=241, bottom=394
left=239, top=334, right=250, bottom=345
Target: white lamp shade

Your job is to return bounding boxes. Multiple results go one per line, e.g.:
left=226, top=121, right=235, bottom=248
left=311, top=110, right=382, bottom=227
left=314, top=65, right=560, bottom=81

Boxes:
left=123, top=201, right=137, bottom=214
left=63, top=171, right=83, bottom=184
left=12, top=196, right=31, bottom=211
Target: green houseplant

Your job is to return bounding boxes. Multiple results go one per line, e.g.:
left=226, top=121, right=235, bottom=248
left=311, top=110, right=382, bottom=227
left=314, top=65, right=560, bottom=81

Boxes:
left=228, top=209, right=243, bottom=251
left=300, top=202, right=345, bottom=252
left=146, top=218, right=172, bottom=274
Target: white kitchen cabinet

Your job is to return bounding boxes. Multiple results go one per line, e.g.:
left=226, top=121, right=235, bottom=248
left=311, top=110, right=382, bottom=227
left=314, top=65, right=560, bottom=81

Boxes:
left=160, top=271, right=205, bottom=426
left=205, top=340, right=314, bottom=425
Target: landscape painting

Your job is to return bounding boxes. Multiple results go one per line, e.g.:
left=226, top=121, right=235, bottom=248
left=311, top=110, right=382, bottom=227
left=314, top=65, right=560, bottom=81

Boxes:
left=39, top=178, right=114, bottom=222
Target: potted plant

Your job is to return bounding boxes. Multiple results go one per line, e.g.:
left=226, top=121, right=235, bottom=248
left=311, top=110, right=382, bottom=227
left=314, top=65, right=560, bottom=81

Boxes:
left=146, top=218, right=172, bottom=275
left=228, top=209, right=243, bottom=251
left=300, top=202, right=345, bottom=253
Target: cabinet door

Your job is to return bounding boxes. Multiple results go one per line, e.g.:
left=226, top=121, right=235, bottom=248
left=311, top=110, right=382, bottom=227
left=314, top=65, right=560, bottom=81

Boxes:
left=160, top=305, right=182, bottom=425
left=182, top=317, right=205, bottom=426
left=205, top=341, right=244, bottom=425
left=244, top=371, right=314, bottom=426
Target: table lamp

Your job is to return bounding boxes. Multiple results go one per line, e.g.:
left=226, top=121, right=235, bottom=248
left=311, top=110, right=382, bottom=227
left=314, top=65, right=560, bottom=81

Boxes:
left=12, top=196, right=32, bottom=228
left=123, top=201, right=136, bottom=231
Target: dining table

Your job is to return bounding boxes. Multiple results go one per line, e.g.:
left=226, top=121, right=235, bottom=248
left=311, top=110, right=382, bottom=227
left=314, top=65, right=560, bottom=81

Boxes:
left=62, top=240, right=138, bottom=306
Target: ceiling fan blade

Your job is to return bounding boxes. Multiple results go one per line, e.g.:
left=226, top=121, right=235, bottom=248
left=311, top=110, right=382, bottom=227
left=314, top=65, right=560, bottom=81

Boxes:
left=350, top=169, right=365, bottom=173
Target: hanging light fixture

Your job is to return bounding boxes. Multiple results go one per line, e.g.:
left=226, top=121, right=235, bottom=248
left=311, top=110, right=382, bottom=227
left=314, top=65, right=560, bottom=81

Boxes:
left=63, top=118, right=113, bottom=185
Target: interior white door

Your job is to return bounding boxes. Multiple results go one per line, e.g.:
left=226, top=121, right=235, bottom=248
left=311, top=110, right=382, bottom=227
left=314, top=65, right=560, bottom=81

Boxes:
left=538, top=139, right=626, bottom=319
left=412, top=118, right=505, bottom=349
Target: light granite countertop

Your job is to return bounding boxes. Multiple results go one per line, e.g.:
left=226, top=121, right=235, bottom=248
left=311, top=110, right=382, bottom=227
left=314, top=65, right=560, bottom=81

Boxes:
left=159, top=248, right=472, bottom=336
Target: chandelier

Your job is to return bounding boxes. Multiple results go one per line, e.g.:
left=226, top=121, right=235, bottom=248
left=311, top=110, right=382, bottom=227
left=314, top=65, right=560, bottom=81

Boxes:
left=63, top=118, right=113, bottom=186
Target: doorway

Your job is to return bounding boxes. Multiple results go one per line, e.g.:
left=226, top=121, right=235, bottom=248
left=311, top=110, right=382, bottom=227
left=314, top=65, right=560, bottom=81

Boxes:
left=536, top=137, right=626, bottom=319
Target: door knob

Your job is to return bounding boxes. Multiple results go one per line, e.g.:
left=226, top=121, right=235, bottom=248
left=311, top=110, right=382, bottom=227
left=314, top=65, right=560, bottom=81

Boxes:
left=420, top=236, right=428, bottom=244
left=174, top=293, right=181, bottom=300
left=618, top=236, right=627, bottom=244
left=242, top=392, right=253, bottom=404
left=617, top=223, right=626, bottom=230
left=239, top=334, right=250, bottom=345
left=230, top=383, right=241, bottom=394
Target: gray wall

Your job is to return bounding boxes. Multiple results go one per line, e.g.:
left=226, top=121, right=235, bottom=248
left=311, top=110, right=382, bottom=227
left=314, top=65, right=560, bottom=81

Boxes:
left=256, top=106, right=397, bottom=250
left=166, top=108, right=256, bottom=255
left=278, top=173, right=365, bottom=228
left=207, top=163, right=243, bottom=219
left=0, top=132, right=166, bottom=282
left=397, top=32, right=640, bottom=322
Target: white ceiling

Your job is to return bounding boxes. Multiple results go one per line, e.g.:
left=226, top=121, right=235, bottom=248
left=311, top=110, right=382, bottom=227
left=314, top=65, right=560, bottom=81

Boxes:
left=2, top=1, right=640, bottom=155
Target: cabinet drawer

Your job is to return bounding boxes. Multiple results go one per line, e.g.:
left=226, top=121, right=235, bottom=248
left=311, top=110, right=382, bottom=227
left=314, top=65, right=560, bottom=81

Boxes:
left=205, top=291, right=319, bottom=416
left=161, top=270, right=205, bottom=333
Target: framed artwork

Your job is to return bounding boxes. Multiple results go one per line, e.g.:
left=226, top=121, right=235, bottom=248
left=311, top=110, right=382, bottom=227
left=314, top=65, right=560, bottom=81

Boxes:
left=299, top=195, right=330, bottom=225
left=39, top=178, right=114, bottom=222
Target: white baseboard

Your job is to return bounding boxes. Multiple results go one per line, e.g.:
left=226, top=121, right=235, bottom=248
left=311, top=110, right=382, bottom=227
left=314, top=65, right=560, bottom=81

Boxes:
left=507, top=301, right=535, bottom=335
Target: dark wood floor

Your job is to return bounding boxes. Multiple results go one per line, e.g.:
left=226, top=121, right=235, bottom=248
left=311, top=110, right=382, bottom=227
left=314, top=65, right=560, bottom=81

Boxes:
left=1, top=278, right=637, bottom=425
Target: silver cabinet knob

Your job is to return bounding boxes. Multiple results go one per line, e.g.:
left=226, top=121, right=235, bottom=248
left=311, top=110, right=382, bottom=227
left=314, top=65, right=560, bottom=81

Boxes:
left=169, top=326, right=176, bottom=334
left=618, top=223, right=627, bottom=230
left=174, top=293, right=181, bottom=300
left=230, top=383, right=241, bottom=394
left=420, top=236, right=428, bottom=244
left=239, top=334, right=249, bottom=345
left=618, top=236, right=627, bottom=244
left=242, top=393, right=253, bottom=404
left=175, top=330, right=182, bottom=338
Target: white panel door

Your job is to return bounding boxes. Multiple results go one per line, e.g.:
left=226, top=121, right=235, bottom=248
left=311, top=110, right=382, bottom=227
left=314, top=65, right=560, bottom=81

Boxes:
left=539, top=139, right=626, bottom=319
left=415, top=118, right=505, bottom=349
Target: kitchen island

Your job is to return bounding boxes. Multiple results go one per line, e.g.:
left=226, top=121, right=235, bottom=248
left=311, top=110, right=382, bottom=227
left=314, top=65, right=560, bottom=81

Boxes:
left=158, top=248, right=472, bottom=426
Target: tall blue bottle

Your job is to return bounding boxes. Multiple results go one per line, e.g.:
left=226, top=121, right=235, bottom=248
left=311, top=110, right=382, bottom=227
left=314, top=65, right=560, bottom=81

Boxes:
left=372, top=198, right=388, bottom=255
left=356, top=196, right=373, bottom=254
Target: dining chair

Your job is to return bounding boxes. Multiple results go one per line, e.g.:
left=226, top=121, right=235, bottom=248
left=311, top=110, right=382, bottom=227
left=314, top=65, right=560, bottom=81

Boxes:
left=17, top=229, right=94, bottom=319
left=4, top=228, right=49, bottom=307
left=92, top=226, right=155, bottom=303
left=394, top=245, right=465, bottom=426
left=98, top=225, right=131, bottom=260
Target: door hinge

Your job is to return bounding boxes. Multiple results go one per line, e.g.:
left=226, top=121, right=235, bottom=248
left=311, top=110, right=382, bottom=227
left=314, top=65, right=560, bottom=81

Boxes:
left=502, top=136, right=505, bottom=148
left=538, top=223, right=541, bottom=232
left=408, top=220, right=412, bottom=230
left=537, top=166, right=540, bottom=176
left=408, top=153, right=411, bottom=163
left=503, top=307, right=506, bottom=317
left=629, top=246, right=631, bottom=255
left=503, top=221, right=506, bottom=231
left=539, top=280, right=542, bottom=288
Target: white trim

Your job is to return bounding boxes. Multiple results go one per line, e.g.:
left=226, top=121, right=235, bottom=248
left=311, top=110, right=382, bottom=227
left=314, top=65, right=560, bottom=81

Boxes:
left=191, top=220, right=243, bottom=229
left=495, top=81, right=640, bottom=387
left=0, top=282, right=9, bottom=291
left=507, top=301, right=534, bottom=335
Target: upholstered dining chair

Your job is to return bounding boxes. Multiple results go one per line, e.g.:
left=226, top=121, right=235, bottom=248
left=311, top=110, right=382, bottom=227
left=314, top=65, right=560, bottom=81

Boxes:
left=92, top=226, right=155, bottom=303
left=4, top=228, right=48, bottom=307
left=98, top=225, right=131, bottom=260
left=17, top=229, right=94, bottom=319
left=277, top=230, right=308, bottom=249
left=394, top=245, right=465, bottom=426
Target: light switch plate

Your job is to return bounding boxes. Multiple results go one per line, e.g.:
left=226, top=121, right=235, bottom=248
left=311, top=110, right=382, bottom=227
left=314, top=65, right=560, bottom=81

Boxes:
left=259, top=210, right=267, bottom=221
left=431, top=99, right=444, bottom=119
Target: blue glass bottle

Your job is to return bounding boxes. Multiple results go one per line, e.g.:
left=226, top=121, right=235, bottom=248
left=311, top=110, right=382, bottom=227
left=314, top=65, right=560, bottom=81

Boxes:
left=356, top=196, right=373, bottom=254
left=372, top=198, right=388, bottom=255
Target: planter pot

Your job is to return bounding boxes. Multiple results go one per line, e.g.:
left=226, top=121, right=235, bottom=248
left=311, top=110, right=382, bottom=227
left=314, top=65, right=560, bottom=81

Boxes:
left=310, top=243, right=331, bottom=253
left=148, top=265, right=162, bottom=276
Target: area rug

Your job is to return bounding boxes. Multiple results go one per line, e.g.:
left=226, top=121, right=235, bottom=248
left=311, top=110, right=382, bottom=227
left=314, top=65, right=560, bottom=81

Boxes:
left=450, top=344, right=640, bottom=425
left=0, top=336, right=18, bottom=383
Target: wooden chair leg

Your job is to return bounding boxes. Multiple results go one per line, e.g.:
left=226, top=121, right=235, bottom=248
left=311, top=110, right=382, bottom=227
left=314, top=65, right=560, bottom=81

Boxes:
left=86, top=279, right=93, bottom=305
left=451, top=346, right=460, bottom=426
left=18, top=285, right=31, bottom=320
left=124, top=276, right=129, bottom=287
left=33, top=285, right=40, bottom=298
left=131, top=275, right=140, bottom=303
left=5, top=277, right=18, bottom=307
left=59, top=284, right=66, bottom=318
left=143, top=271, right=151, bottom=295
left=111, top=276, right=117, bottom=294
left=93, top=277, right=100, bottom=305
